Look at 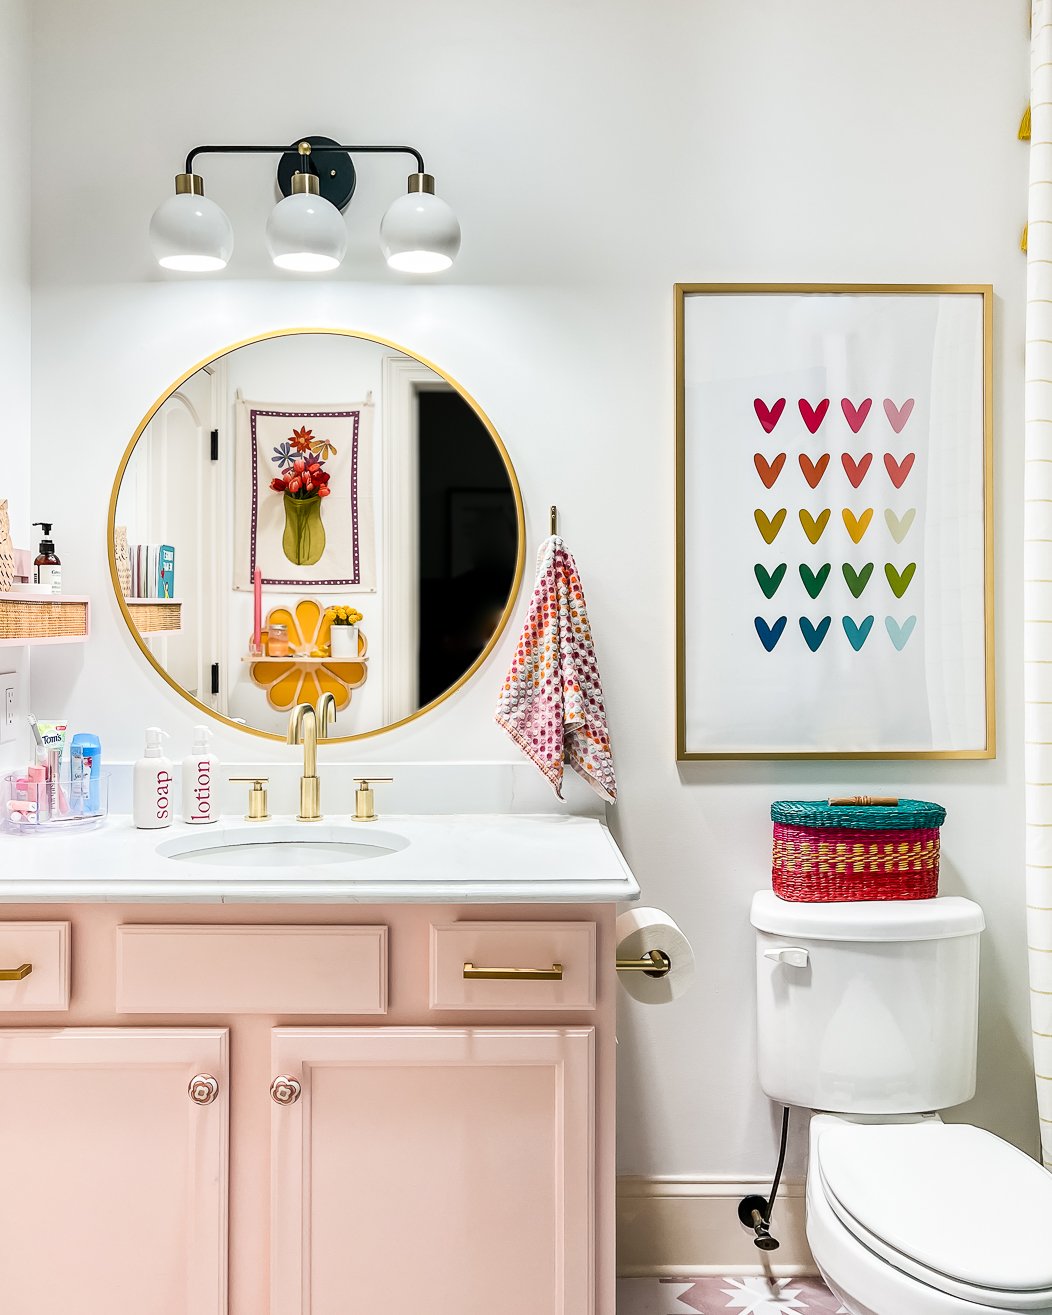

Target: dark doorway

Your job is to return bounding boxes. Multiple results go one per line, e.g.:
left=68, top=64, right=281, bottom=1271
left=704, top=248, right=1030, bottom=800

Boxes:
left=417, top=390, right=518, bottom=707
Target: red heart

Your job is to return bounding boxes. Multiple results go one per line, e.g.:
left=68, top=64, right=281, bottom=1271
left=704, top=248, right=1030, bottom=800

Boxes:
left=754, top=398, right=786, bottom=433
left=884, top=452, right=916, bottom=488
left=841, top=452, right=873, bottom=488
left=883, top=398, right=915, bottom=433
left=841, top=398, right=872, bottom=433
left=799, top=398, right=830, bottom=433
left=753, top=452, right=786, bottom=489
left=798, top=453, right=830, bottom=488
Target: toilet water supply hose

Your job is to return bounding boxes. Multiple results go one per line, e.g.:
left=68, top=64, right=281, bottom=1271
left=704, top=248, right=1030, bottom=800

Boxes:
left=737, top=1106, right=790, bottom=1251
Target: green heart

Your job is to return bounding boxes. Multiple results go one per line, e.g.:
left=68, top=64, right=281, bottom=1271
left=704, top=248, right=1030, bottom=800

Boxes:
left=885, top=562, right=917, bottom=598
left=754, top=563, right=787, bottom=599
left=842, top=562, right=874, bottom=598
left=798, top=563, right=831, bottom=599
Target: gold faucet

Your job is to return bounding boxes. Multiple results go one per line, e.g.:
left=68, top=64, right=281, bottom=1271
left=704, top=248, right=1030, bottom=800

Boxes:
left=287, top=696, right=336, bottom=821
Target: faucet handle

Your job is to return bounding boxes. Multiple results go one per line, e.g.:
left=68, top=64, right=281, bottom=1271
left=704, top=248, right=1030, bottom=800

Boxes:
left=230, top=776, right=270, bottom=821
left=352, top=777, right=393, bottom=822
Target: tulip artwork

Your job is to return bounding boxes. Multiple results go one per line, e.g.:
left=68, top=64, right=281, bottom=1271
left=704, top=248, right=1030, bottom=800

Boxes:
left=269, top=427, right=334, bottom=567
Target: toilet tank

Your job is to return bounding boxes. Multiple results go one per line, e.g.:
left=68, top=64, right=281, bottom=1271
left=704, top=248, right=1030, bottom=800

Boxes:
left=751, top=892, right=984, bottom=1114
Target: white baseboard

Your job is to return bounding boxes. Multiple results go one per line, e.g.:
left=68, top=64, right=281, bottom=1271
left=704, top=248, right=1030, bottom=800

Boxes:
left=616, top=1176, right=816, bottom=1277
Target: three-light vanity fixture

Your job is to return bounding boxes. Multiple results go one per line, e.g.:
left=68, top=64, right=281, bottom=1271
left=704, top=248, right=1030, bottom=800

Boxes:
left=149, top=134, right=461, bottom=274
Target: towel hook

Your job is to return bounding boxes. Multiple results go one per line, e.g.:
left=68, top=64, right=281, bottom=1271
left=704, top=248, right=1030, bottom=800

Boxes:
left=550, top=504, right=558, bottom=536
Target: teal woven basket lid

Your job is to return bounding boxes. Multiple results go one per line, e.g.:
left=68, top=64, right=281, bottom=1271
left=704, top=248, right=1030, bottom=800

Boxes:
left=771, top=798, right=946, bottom=831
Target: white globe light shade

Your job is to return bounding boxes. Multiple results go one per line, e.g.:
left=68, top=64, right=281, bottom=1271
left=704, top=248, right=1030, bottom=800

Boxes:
left=380, top=190, right=461, bottom=273
left=265, top=192, right=347, bottom=272
left=149, top=192, right=233, bottom=271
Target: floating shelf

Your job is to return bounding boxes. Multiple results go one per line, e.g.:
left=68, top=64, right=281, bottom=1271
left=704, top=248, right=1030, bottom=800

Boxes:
left=0, top=593, right=90, bottom=646
left=127, top=598, right=182, bottom=634
left=241, top=654, right=370, bottom=665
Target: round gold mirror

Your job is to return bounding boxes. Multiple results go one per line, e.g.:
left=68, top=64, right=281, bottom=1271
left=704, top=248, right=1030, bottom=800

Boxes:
left=108, top=328, right=524, bottom=741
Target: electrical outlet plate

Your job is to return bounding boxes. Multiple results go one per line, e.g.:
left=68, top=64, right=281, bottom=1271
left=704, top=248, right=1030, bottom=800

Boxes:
left=0, top=673, right=16, bottom=745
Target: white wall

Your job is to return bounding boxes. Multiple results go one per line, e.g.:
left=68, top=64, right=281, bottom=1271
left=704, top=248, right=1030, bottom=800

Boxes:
left=27, top=0, right=1034, bottom=1178
left=0, top=0, right=32, bottom=773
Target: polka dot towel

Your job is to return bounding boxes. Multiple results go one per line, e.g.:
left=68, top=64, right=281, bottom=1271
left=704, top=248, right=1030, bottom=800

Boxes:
left=495, top=535, right=616, bottom=802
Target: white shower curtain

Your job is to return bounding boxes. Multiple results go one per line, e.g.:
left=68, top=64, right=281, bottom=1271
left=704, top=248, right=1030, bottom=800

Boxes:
left=1025, top=0, right=1052, bottom=1171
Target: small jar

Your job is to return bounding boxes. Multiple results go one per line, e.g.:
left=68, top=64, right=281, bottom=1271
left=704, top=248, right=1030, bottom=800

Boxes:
left=266, top=623, right=290, bottom=657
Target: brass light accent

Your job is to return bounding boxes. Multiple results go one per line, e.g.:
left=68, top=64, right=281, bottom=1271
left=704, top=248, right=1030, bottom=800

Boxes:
left=463, top=962, right=564, bottom=981
left=188, top=1074, right=220, bottom=1105
left=0, top=963, right=32, bottom=981
left=270, top=1075, right=302, bottom=1105
left=174, top=172, right=205, bottom=196
left=230, top=777, right=270, bottom=821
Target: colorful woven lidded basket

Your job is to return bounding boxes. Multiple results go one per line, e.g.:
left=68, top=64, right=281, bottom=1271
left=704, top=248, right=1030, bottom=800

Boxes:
left=771, top=796, right=946, bottom=903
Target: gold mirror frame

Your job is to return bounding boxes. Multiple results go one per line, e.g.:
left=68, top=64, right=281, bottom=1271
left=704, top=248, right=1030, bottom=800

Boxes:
left=106, top=326, right=526, bottom=743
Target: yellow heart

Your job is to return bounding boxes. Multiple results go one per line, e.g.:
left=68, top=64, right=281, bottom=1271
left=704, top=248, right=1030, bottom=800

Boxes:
left=842, top=507, right=874, bottom=543
left=754, top=508, right=787, bottom=544
left=799, top=508, right=831, bottom=544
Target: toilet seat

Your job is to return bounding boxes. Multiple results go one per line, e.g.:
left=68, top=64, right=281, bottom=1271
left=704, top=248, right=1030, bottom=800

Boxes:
left=815, top=1120, right=1052, bottom=1310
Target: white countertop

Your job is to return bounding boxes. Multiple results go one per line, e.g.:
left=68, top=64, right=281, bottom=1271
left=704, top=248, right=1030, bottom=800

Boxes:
left=0, top=813, right=641, bottom=904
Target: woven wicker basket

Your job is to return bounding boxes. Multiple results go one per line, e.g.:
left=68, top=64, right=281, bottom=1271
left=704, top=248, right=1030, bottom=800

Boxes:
left=771, top=797, right=946, bottom=902
left=127, top=601, right=182, bottom=634
left=0, top=595, right=88, bottom=641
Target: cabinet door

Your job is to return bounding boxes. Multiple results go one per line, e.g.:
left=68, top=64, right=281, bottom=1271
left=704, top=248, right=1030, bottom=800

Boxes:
left=271, top=1026, right=594, bottom=1315
left=0, top=1027, right=228, bottom=1315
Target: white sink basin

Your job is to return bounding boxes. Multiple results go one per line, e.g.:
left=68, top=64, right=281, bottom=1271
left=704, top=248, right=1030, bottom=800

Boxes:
left=156, top=824, right=409, bottom=869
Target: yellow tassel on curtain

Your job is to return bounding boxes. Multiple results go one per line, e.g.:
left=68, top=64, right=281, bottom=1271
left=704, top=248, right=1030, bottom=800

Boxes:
left=1023, top=224, right=1030, bottom=254
left=1021, top=104, right=1033, bottom=141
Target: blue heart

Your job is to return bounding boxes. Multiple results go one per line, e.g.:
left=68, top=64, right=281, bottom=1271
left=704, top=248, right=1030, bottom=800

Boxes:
left=799, top=616, right=831, bottom=652
left=754, top=616, right=788, bottom=652
left=842, top=615, right=875, bottom=651
left=885, top=615, right=917, bottom=650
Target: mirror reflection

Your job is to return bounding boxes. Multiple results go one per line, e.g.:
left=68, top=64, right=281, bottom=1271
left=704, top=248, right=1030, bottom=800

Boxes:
left=110, top=330, right=523, bottom=739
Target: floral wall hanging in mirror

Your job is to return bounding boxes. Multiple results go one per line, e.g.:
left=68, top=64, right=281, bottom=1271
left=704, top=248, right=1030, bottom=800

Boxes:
left=108, top=329, right=524, bottom=742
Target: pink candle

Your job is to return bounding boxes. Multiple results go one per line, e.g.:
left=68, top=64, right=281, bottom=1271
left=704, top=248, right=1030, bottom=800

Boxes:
left=252, top=567, right=262, bottom=649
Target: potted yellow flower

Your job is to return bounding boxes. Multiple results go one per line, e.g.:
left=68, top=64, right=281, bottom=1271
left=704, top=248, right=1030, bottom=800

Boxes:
left=327, top=605, right=363, bottom=660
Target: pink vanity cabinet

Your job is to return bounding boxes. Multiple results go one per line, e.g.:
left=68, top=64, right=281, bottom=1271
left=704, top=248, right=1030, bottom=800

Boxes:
left=0, top=902, right=616, bottom=1315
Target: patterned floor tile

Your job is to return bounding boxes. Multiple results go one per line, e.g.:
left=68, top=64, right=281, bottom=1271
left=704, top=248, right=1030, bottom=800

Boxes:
left=617, top=1275, right=847, bottom=1314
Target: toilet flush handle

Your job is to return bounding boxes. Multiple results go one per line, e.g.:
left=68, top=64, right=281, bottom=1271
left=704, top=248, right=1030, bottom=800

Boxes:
left=763, top=946, right=809, bottom=968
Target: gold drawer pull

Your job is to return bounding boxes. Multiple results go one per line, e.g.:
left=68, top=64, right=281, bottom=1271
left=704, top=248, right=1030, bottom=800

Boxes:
left=463, top=962, right=564, bottom=981
left=0, top=963, right=32, bottom=981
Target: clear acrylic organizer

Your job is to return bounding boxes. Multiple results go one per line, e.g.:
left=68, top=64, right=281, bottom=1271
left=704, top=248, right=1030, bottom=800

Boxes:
left=1, top=767, right=110, bottom=834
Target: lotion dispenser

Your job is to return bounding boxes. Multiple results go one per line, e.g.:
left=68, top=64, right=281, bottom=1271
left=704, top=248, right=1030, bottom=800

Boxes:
left=134, top=727, right=173, bottom=830
left=182, top=725, right=218, bottom=824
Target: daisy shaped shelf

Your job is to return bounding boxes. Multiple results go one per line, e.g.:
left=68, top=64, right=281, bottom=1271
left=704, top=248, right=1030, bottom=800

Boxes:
left=246, top=598, right=368, bottom=712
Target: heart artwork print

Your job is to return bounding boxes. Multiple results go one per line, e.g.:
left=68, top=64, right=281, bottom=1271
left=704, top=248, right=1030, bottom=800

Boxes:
left=678, top=285, right=991, bottom=756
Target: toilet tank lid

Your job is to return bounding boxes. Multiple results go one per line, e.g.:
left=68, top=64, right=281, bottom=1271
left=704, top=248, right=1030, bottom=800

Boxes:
left=750, top=890, right=984, bottom=941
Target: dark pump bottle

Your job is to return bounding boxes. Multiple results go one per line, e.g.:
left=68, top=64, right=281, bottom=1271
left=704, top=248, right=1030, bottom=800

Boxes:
left=33, top=521, right=61, bottom=594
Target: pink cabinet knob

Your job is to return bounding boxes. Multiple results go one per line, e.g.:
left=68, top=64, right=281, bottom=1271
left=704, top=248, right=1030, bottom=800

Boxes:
left=270, top=1075, right=302, bottom=1106
left=188, top=1073, right=220, bottom=1105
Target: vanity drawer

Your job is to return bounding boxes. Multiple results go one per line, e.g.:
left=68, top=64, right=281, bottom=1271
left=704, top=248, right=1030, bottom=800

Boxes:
left=0, top=921, right=70, bottom=1011
left=430, top=921, right=596, bottom=1011
left=116, top=924, right=387, bottom=1015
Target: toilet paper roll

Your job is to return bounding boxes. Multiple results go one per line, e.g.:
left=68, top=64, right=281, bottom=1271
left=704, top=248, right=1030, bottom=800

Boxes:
left=615, top=907, right=695, bottom=1003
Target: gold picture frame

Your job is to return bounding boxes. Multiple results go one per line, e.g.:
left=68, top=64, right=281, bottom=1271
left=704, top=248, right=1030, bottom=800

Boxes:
left=675, top=283, right=994, bottom=761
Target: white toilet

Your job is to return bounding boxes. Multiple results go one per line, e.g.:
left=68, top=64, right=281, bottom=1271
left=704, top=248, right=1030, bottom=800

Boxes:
left=751, top=890, right=1052, bottom=1315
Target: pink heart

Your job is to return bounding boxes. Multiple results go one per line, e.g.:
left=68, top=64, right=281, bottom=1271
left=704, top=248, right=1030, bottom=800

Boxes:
left=884, top=452, right=916, bottom=488
left=841, top=452, right=873, bottom=488
left=841, top=398, right=872, bottom=433
left=754, top=398, right=786, bottom=433
left=799, top=398, right=830, bottom=434
left=883, top=397, right=915, bottom=433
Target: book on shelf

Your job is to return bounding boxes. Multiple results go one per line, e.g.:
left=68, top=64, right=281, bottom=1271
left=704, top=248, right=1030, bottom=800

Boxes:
left=128, top=543, right=176, bottom=600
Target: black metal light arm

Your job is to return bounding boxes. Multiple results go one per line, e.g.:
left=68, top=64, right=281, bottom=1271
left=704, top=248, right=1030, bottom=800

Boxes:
left=184, top=142, right=426, bottom=176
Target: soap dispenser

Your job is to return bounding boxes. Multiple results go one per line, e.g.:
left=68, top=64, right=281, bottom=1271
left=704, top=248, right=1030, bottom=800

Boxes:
left=134, top=727, right=173, bottom=830
left=32, top=522, right=61, bottom=594
left=182, top=725, right=219, bottom=824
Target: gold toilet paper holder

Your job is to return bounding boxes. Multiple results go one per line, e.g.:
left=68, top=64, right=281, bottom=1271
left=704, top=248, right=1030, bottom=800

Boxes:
left=615, top=948, right=671, bottom=978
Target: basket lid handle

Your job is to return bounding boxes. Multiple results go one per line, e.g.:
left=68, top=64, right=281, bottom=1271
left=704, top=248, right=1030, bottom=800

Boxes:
left=827, top=795, right=900, bottom=807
